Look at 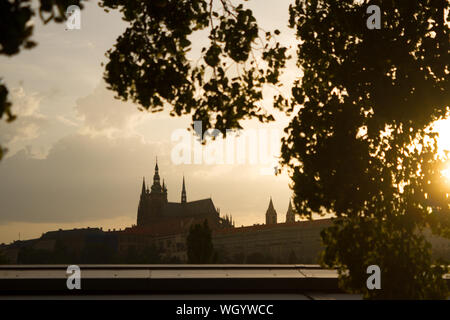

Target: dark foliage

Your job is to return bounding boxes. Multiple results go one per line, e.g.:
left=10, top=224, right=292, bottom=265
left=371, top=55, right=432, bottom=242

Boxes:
left=99, top=0, right=289, bottom=136
left=186, top=219, right=216, bottom=263
left=284, top=0, right=449, bottom=299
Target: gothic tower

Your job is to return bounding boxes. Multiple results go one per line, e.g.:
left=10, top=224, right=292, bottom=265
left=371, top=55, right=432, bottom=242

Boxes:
left=151, top=159, right=161, bottom=193
left=148, top=158, right=166, bottom=218
left=265, top=197, right=277, bottom=225
left=137, top=159, right=169, bottom=227
left=137, top=176, right=148, bottom=226
left=162, top=179, right=168, bottom=203
left=181, top=176, right=187, bottom=203
left=286, top=199, right=295, bottom=223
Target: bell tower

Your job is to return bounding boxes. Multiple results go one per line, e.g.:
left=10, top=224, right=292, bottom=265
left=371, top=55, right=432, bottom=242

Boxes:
left=137, top=177, right=148, bottom=226
left=137, top=158, right=169, bottom=226
left=265, top=197, right=277, bottom=225
left=286, top=199, right=295, bottom=223
left=181, top=176, right=187, bottom=203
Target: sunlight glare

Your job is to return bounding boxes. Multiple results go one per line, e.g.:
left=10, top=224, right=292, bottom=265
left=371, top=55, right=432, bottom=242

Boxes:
left=432, top=118, right=450, bottom=184
left=433, top=118, right=450, bottom=155
left=443, top=166, right=450, bottom=182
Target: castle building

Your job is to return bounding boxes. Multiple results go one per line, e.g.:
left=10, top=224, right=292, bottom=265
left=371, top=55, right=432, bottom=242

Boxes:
left=137, top=160, right=232, bottom=230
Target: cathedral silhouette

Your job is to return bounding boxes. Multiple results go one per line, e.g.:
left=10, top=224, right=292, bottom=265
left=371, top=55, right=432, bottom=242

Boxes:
left=137, top=160, right=233, bottom=229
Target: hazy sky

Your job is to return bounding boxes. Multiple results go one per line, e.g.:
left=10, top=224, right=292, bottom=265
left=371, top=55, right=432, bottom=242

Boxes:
left=0, top=1, right=300, bottom=243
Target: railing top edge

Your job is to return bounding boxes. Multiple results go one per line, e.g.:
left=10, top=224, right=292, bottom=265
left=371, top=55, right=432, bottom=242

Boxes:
left=0, top=264, right=325, bottom=270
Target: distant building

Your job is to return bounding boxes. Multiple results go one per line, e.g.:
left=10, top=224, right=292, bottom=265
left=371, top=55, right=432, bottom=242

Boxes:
left=213, top=218, right=333, bottom=263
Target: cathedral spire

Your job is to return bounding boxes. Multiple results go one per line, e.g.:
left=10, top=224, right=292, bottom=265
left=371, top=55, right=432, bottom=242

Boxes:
left=151, top=157, right=161, bottom=193
left=162, top=178, right=168, bottom=202
left=141, top=177, right=146, bottom=195
left=265, top=196, right=277, bottom=225
left=267, top=197, right=275, bottom=212
left=286, top=198, right=295, bottom=223
left=137, top=176, right=147, bottom=226
left=181, top=176, right=187, bottom=203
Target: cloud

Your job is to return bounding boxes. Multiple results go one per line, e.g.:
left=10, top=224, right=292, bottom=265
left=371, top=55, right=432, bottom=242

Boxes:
left=75, top=82, right=143, bottom=137
left=9, top=87, right=43, bottom=116
left=0, top=133, right=161, bottom=224
left=0, top=87, right=49, bottom=155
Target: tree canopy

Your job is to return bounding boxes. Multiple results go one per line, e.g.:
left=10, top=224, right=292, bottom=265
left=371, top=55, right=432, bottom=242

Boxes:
left=99, top=0, right=289, bottom=135
left=283, top=0, right=449, bottom=298
left=186, top=219, right=216, bottom=264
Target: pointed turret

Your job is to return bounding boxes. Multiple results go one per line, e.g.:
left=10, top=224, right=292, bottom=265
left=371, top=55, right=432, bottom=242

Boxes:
left=137, top=177, right=148, bottom=226
left=181, top=176, right=187, bottom=203
left=265, top=197, right=277, bottom=225
left=162, top=179, right=168, bottom=203
left=141, top=177, right=146, bottom=195
left=151, top=158, right=162, bottom=193
left=286, top=199, right=295, bottom=223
